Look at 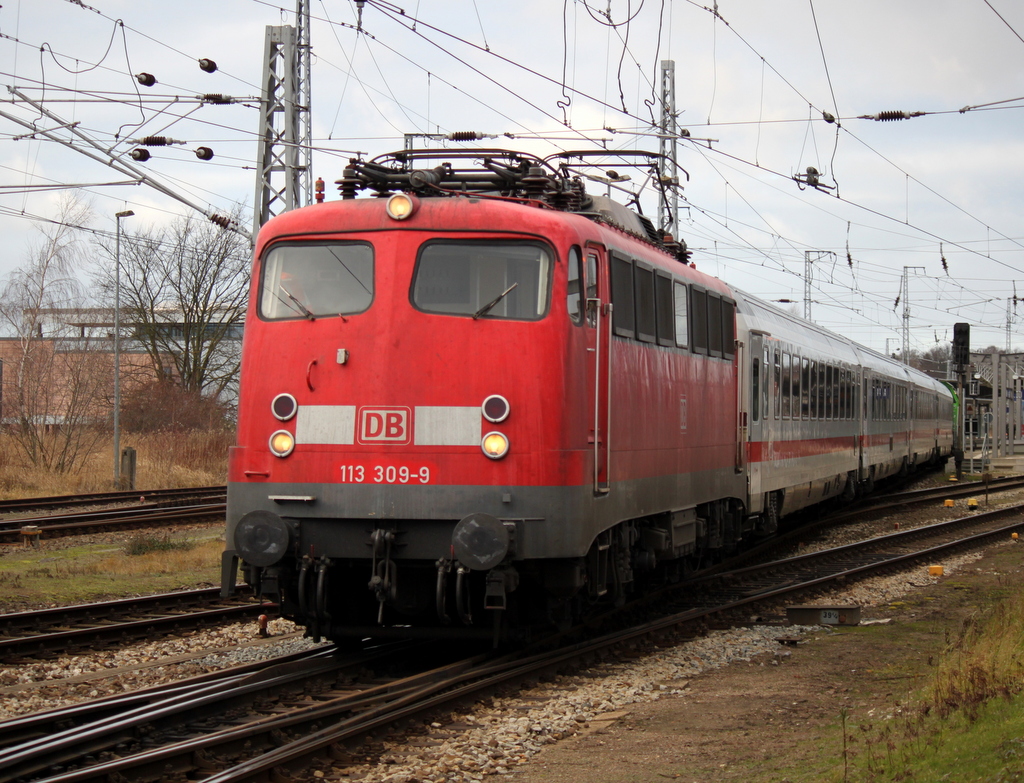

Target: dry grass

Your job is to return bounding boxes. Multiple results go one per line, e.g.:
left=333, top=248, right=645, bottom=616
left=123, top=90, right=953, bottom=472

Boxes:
left=0, top=429, right=232, bottom=498
left=88, top=537, right=223, bottom=577
left=840, top=584, right=1024, bottom=781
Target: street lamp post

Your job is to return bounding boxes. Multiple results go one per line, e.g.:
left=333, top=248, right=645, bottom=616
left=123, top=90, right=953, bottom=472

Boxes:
left=114, top=209, right=134, bottom=487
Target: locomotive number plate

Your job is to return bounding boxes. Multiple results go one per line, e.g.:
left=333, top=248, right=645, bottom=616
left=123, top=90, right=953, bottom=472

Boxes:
left=339, top=462, right=435, bottom=484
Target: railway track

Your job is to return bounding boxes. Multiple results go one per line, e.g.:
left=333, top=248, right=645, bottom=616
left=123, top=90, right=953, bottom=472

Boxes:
left=0, top=487, right=226, bottom=517
left=678, top=501, right=1024, bottom=614
left=0, top=587, right=274, bottom=662
left=716, top=472, right=1024, bottom=573
left=2, top=501, right=1020, bottom=783
left=0, top=501, right=226, bottom=545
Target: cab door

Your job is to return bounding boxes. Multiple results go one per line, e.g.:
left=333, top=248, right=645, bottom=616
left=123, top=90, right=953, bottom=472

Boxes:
left=584, top=243, right=611, bottom=494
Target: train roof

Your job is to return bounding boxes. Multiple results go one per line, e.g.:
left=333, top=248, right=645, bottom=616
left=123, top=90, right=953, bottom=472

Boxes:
left=334, top=147, right=692, bottom=264
left=733, top=288, right=950, bottom=394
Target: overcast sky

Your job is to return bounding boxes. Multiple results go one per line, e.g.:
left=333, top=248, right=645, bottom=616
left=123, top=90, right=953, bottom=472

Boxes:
left=1, top=0, right=1022, bottom=357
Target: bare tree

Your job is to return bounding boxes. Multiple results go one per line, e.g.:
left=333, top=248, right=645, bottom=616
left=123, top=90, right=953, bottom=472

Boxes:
left=0, top=195, right=110, bottom=473
left=912, top=344, right=952, bottom=378
left=94, top=209, right=251, bottom=404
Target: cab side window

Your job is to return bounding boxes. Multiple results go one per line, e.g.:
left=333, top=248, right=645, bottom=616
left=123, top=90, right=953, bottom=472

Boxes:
left=567, top=246, right=584, bottom=325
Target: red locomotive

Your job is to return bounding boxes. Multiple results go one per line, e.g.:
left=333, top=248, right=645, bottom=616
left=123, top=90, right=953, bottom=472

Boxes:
left=222, top=149, right=954, bottom=642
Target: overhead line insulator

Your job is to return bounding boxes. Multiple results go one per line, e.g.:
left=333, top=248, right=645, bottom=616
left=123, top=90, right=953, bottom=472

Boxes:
left=858, top=110, right=926, bottom=121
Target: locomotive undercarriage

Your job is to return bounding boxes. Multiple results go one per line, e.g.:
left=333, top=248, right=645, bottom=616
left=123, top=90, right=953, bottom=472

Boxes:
left=230, top=494, right=789, bottom=644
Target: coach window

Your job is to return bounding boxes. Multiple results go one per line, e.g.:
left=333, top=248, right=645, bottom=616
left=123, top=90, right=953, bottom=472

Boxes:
left=673, top=282, right=689, bottom=348
left=634, top=263, right=656, bottom=343
left=801, top=357, right=811, bottom=419
left=818, top=362, right=827, bottom=420
left=823, top=364, right=831, bottom=417
left=691, top=287, right=708, bottom=354
left=656, top=272, right=674, bottom=346
left=781, top=352, right=792, bottom=419
left=790, top=352, right=798, bottom=417
left=261, top=241, right=374, bottom=320
left=412, top=240, right=551, bottom=320
left=763, top=346, right=770, bottom=418
left=567, top=246, right=584, bottom=325
left=610, top=253, right=636, bottom=337
left=809, top=360, right=819, bottom=419
left=752, top=356, right=760, bottom=422
left=774, top=350, right=782, bottom=419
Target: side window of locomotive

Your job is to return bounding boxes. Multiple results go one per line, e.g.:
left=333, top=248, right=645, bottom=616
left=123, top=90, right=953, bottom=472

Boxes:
left=656, top=273, right=674, bottom=346
left=707, top=293, right=723, bottom=358
left=610, top=253, right=636, bottom=337
left=585, top=253, right=599, bottom=327
left=260, top=241, right=374, bottom=320
left=721, top=299, right=736, bottom=359
left=567, top=246, right=584, bottom=325
left=412, top=241, right=551, bottom=320
left=673, top=282, right=689, bottom=348
left=690, top=287, right=708, bottom=355
left=634, top=263, right=656, bottom=343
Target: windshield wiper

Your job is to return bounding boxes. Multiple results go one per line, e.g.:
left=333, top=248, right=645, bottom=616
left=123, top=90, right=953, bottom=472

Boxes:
left=472, top=282, right=518, bottom=320
left=282, top=287, right=315, bottom=320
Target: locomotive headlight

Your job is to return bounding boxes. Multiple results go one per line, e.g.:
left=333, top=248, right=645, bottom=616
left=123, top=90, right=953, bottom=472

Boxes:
left=482, top=394, right=510, bottom=423
left=386, top=192, right=419, bottom=220
left=271, top=393, right=298, bottom=421
left=481, top=431, right=509, bottom=459
left=269, top=430, right=295, bottom=457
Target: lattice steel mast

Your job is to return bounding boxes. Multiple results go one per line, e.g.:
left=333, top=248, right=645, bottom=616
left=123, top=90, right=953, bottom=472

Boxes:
left=658, top=60, right=678, bottom=238
left=253, top=0, right=313, bottom=238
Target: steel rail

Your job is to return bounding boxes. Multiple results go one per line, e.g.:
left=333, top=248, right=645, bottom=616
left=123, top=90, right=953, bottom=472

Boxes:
left=0, top=486, right=226, bottom=516
left=0, top=644, right=327, bottom=751
left=0, top=503, right=226, bottom=544
left=0, top=603, right=271, bottom=662
left=0, top=587, right=253, bottom=636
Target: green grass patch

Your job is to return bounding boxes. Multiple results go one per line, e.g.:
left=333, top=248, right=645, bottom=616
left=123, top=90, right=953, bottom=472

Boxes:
left=0, top=530, right=224, bottom=608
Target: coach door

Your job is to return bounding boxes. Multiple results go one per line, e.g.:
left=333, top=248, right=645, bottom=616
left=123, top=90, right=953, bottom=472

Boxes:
left=585, top=244, right=611, bottom=494
left=747, top=331, right=769, bottom=512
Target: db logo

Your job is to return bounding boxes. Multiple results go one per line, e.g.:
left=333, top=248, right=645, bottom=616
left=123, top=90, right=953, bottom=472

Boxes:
left=357, top=407, right=411, bottom=444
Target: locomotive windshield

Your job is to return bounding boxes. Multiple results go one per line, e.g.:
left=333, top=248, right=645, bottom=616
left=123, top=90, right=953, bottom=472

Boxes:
left=259, top=242, right=374, bottom=320
left=411, top=241, right=551, bottom=320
